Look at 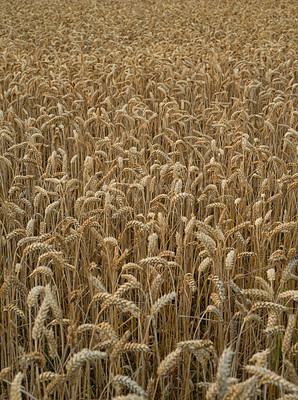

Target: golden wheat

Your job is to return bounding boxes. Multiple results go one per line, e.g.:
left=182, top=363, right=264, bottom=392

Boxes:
left=0, top=0, right=297, bottom=399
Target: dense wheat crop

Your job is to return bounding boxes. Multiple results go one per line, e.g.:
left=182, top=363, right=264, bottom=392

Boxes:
left=0, top=0, right=297, bottom=399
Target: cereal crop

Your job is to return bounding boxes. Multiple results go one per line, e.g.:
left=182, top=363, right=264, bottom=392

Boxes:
left=0, top=0, right=297, bottom=399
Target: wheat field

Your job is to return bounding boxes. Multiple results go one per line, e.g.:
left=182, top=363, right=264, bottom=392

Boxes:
left=0, top=0, right=297, bottom=399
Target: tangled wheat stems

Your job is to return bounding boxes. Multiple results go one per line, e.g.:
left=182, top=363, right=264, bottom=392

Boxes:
left=0, top=0, right=297, bottom=399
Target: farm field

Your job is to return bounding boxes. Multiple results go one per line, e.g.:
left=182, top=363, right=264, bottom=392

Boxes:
left=0, top=0, right=297, bottom=399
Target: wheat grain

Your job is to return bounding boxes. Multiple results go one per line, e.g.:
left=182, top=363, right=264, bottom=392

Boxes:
left=282, top=314, right=296, bottom=355
left=112, top=375, right=147, bottom=397
left=10, top=372, right=24, bottom=400
left=66, top=349, right=107, bottom=381
left=151, top=292, right=176, bottom=315
left=157, top=348, right=182, bottom=377
left=1, top=1, right=297, bottom=398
